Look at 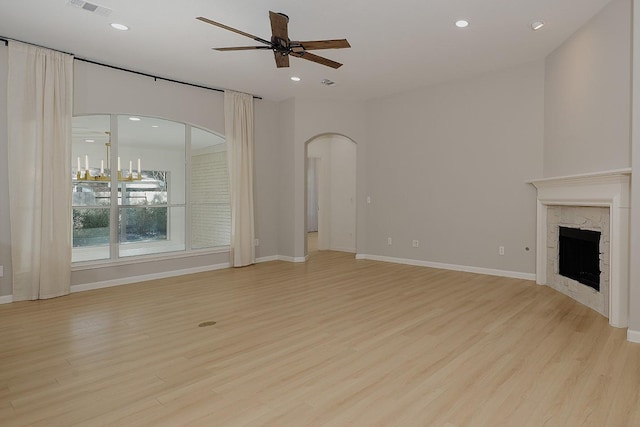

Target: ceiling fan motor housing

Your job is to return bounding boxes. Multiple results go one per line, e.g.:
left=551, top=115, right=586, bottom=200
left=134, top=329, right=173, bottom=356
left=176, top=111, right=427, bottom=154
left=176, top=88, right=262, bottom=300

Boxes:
left=271, top=36, right=290, bottom=54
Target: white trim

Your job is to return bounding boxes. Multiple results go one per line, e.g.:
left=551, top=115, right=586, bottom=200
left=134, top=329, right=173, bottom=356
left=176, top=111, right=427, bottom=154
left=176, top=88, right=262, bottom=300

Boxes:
left=3, top=253, right=302, bottom=301
left=526, top=168, right=632, bottom=185
left=627, top=329, right=640, bottom=343
left=277, top=255, right=308, bottom=263
left=1, top=251, right=537, bottom=303
left=71, top=262, right=230, bottom=293
left=355, top=254, right=535, bottom=281
left=529, top=170, right=631, bottom=328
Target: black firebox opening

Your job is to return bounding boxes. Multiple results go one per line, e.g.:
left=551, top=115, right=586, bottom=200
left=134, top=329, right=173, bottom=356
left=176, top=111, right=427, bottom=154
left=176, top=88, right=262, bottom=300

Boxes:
left=558, top=226, right=601, bottom=291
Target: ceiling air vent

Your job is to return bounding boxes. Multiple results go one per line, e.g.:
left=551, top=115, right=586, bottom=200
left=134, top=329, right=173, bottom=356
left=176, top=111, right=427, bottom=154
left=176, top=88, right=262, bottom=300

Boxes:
left=67, top=0, right=112, bottom=17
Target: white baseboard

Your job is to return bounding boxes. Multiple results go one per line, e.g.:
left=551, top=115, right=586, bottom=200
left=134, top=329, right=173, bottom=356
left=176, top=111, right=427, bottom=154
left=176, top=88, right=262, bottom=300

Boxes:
left=355, top=254, right=536, bottom=281
left=73, top=254, right=308, bottom=294
left=627, top=329, right=640, bottom=343
left=259, top=255, right=309, bottom=263
left=71, top=262, right=230, bottom=293
left=3, top=252, right=536, bottom=302
left=277, top=255, right=308, bottom=263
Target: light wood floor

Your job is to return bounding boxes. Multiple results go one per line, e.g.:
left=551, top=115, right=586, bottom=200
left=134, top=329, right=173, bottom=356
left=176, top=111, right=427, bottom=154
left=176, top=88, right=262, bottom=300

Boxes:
left=1, top=251, right=639, bottom=426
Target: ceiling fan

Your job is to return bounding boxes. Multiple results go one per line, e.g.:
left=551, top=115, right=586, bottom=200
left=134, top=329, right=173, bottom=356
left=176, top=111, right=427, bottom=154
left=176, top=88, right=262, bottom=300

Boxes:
left=196, top=11, right=351, bottom=69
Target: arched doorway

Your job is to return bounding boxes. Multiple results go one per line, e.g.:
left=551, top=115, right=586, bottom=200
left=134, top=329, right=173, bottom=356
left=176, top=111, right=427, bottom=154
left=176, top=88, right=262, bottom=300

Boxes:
left=305, top=134, right=357, bottom=255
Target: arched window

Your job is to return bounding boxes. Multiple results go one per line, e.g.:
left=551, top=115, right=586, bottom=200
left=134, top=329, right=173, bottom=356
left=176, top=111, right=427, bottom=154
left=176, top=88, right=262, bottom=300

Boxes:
left=71, top=115, right=230, bottom=263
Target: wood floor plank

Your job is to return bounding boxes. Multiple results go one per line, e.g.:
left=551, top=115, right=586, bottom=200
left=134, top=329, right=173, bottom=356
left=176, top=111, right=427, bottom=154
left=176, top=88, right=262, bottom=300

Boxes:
left=0, top=251, right=639, bottom=426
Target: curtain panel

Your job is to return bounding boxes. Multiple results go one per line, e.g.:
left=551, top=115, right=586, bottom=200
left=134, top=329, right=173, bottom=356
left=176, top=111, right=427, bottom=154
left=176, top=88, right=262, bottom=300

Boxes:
left=224, top=90, right=255, bottom=267
left=7, top=41, right=73, bottom=300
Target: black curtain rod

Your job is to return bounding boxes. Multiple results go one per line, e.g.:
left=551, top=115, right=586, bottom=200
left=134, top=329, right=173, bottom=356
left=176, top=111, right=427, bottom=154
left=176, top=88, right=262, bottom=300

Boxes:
left=0, top=36, right=262, bottom=100
left=75, top=57, right=262, bottom=99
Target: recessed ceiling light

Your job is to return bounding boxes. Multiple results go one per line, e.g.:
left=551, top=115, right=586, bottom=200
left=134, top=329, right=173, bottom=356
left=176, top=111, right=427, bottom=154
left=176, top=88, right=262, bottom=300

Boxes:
left=290, top=76, right=301, bottom=82
left=531, top=20, right=545, bottom=31
left=110, top=23, right=129, bottom=31
left=151, top=125, right=159, bottom=128
left=455, top=20, right=470, bottom=28
left=129, top=117, right=141, bottom=121
left=85, top=139, right=95, bottom=142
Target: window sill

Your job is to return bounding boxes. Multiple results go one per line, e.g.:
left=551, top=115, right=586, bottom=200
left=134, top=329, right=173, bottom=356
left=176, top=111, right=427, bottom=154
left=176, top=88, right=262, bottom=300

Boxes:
left=71, top=246, right=230, bottom=271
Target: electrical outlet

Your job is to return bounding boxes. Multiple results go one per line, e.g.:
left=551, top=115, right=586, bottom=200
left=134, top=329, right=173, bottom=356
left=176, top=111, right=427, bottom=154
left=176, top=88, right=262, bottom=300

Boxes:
left=412, top=240, right=419, bottom=248
left=255, top=238, right=260, bottom=247
left=499, top=246, right=505, bottom=255
left=387, top=237, right=392, bottom=245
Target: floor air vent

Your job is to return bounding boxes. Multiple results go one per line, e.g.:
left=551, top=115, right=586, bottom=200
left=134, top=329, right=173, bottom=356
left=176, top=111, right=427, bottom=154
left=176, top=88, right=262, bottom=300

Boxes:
left=198, top=321, right=217, bottom=327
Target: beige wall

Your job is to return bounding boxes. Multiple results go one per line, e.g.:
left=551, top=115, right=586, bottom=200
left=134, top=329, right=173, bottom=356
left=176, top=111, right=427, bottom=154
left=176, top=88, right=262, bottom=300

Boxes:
left=73, top=62, right=228, bottom=285
left=364, top=61, right=545, bottom=274
left=6, top=50, right=545, bottom=292
left=327, top=137, right=357, bottom=252
left=629, top=0, right=640, bottom=338
left=0, top=46, right=10, bottom=297
left=73, top=61, right=282, bottom=284
left=0, top=54, right=282, bottom=295
left=542, top=0, right=637, bottom=337
left=0, top=0, right=634, bottom=299
left=277, top=98, right=296, bottom=258
left=307, top=139, right=331, bottom=250
left=74, top=61, right=226, bottom=133
left=253, top=96, right=281, bottom=259
left=276, top=97, right=366, bottom=260
left=544, top=0, right=632, bottom=177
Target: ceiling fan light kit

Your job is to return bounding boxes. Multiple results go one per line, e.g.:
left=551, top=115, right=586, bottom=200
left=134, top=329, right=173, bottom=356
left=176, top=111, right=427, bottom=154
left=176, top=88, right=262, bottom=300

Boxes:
left=197, top=11, right=350, bottom=69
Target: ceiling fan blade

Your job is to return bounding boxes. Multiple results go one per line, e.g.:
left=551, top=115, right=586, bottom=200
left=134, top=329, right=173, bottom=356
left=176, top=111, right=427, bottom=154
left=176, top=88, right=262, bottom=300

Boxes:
left=273, top=52, right=290, bottom=68
left=196, top=16, right=271, bottom=45
left=214, top=46, right=272, bottom=51
left=269, top=11, right=289, bottom=41
left=291, top=51, right=343, bottom=69
left=199, top=12, right=349, bottom=70
left=297, top=39, right=351, bottom=50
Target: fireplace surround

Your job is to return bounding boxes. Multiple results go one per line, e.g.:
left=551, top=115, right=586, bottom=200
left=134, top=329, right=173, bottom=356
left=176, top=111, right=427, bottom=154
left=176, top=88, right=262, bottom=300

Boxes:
left=546, top=206, right=609, bottom=317
left=529, top=169, right=630, bottom=328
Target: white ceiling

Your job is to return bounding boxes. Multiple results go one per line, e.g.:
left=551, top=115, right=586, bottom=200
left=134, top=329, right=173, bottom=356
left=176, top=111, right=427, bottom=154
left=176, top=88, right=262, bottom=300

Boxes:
left=0, top=0, right=613, bottom=102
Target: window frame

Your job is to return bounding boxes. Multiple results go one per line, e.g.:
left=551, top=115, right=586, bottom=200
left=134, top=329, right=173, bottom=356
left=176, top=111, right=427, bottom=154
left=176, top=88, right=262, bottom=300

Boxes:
left=71, top=114, right=230, bottom=267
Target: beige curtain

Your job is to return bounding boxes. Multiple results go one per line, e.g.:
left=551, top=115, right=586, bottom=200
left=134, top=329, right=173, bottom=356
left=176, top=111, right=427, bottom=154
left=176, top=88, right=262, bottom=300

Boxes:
left=7, top=41, right=73, bottom=300
left=224, top=90, right=255, bottom=267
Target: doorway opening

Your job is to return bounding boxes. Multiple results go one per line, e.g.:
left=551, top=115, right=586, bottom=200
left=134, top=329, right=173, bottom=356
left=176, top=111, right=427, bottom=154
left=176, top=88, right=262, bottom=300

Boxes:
left=306, top=134, right=356, bottom=255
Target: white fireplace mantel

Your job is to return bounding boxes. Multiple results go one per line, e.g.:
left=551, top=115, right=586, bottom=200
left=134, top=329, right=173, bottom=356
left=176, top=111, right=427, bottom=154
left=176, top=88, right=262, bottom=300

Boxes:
left=528, top=169, right=631, bottom=328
